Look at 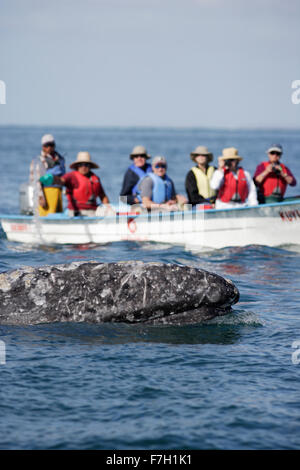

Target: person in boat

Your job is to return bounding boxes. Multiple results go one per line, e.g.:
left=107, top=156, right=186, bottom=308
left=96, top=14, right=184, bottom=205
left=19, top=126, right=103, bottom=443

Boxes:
left=253, top=144, right=297, bottom=204
left=120, top=145, right=152, bottom=205
left=210, top=147, right=258, bottom=209
left=139, top=156, right=186, bottom=211
left=30, top=134, right=66, bottom=216
left=185, top=145, right=216, bottom=207
left=40, top=152, right=111, bottom=216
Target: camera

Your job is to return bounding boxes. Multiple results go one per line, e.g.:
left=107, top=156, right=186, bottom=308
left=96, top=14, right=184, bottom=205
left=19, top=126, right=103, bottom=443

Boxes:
left=272, top=165, right=281, bottom=175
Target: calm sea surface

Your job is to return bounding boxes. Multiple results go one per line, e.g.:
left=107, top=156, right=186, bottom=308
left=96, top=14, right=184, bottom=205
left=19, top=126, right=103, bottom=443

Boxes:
left=0, top=126, right=299, bottom=450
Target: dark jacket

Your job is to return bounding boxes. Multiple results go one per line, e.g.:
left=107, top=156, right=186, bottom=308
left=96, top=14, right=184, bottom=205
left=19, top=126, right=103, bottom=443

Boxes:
left=185, top=169, right=216, bottom=205
left=120, top=164, right=152, bottom=205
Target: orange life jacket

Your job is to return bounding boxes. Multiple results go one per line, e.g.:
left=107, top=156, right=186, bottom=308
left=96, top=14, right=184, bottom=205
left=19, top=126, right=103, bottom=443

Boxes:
left=66, top=171, right=101, bottom=210
left=218, top=168, right=249, bottom=203
left=260, top=161, right=288, bottom=197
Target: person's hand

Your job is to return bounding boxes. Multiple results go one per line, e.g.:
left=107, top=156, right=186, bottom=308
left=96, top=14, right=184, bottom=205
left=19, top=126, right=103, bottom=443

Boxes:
left=39, top=195, right=47, bottom=209
left=166, top=199, right=177, bottom=205
left=176, top=194, right=188, bottom=205
left=218, top=157, right=225, bottom=170
left=159, top=203, right=178, bottom=212
left=265, top=164, right=273, bottom=174
left=282, top=173, right=293, bottom=184
left=95, top=204, right=115, bottom=216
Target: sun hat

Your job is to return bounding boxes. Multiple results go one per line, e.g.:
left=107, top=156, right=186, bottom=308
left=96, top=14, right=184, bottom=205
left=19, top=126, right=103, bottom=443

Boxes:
left=152, top=156, right=167, bottom=167
left=267, top=144, right=283, bottom=154
left=219, top=147, right=243, bottom=161
left=41, top=134, right=55, bottom=146
left=190, top=146, right=213, bottom=163
left=130, top=145, right=151, bottom=160
left=70, top=152, right=99, bottom=169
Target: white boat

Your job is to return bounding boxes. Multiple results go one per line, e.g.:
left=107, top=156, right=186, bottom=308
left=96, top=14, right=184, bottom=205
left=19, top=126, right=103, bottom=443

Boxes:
left=1, top=199, right=300, bottom=250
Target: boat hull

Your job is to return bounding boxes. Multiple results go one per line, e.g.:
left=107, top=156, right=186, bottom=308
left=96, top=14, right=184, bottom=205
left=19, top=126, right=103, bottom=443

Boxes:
left=1, top=200, right=300, bottom=249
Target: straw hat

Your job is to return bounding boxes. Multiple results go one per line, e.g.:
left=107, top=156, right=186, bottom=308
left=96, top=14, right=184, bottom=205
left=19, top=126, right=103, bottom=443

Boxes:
left=218, top=147, right=243, bottom=161
left=70, top=152, right=99, bottom=169
left=190, top=146, right=213, bottom=163
left=130, top=145, right=151, bottom=160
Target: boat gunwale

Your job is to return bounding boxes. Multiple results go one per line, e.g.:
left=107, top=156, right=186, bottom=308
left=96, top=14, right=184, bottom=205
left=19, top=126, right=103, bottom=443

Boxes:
left=0, top=198, right=300, bottom=223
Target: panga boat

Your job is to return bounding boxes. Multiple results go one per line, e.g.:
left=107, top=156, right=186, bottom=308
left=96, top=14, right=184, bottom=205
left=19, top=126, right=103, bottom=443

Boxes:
left=1, top=199, right=300, bottom=250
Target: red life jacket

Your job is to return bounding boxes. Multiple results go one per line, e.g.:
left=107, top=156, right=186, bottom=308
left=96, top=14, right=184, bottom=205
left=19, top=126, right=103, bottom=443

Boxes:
left=66, top=171, right=101, bottom=210
left=260, top=161, right=288, bottom=197
left=218, top=168, right=249, bottom=203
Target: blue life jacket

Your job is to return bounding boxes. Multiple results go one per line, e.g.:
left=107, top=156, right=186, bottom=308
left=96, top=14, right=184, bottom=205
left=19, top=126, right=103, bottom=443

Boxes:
left=129, top=163, right=152, bottom=201
left=148, top=173, right=174, bottom=204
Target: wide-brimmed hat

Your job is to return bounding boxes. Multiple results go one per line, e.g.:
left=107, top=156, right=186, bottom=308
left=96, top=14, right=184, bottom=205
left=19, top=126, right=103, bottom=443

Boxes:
left=219, top=147, right=243, bottom=161
left=190, top=146, right=213, bottom=163
left=41, top=134, right=55, bottom=146
left=70, top=152, right=99, bottom=169
left=130, top=145, right=151, bottom=160
left=267, top=144, right=283, bottom=154
left=152, top=155, right=167, bottom=167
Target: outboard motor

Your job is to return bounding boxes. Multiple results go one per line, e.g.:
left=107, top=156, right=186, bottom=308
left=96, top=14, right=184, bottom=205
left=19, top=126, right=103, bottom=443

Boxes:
left=19, top=182, right=34, bottom=215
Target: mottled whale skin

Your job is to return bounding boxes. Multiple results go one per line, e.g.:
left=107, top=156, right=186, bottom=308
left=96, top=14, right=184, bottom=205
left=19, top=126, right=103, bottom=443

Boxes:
left=0, top=261, right=239, bottom=326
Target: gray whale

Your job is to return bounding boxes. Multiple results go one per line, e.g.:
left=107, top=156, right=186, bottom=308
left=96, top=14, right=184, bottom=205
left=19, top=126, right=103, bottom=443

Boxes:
left=0, top=261, right=239, bottom=325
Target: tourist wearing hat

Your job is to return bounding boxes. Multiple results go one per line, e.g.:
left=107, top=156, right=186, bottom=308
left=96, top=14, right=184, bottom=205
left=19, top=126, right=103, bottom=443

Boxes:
left=40, top=152, right=110, bottom=216
left=210, top=147, right=258, bottom=209
left=30, top=134, right=66, bottom=216
left=138, top=156, right=186, bottom=211
left=120, top=145, right=153, bottom=205
left=253, top=144, right=297, bottom=203
left=185, top=146, right=216, bottom=206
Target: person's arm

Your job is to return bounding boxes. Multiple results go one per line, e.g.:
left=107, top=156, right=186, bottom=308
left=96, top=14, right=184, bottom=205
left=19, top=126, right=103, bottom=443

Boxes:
left=245, top=171, right=258, bottom=206
left=282, top=167, right=297, bottom=187
left=97, top=180, right=110, bottom=204
left=254, top=163, right=272, bottom=185
left=168, top=181, right=187, bottom=206
left=185, top=170, right=208, bottom=205
left=210, top=169, right=225, bottom=191
left=140, top=177, right=160, bottom=209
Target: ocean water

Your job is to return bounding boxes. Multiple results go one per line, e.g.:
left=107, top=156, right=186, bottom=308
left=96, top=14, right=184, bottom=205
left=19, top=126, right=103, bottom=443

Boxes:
left=0, top=126, right=300, bottom=450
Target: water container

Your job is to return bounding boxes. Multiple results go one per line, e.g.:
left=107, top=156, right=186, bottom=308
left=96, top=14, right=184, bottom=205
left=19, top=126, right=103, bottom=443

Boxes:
left=19, top=183, right=34, bottom=215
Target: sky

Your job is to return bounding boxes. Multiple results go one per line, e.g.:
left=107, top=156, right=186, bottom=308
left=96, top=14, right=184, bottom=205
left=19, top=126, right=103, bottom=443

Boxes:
left=1, top=0, right=300, bottom=128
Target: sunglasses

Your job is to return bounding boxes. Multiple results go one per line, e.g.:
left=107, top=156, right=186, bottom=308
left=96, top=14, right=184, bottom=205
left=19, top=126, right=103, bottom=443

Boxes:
left=77, top=163, right=91, bottom=168
left=43, top=142, right=55, bottom=147
left=269, top=151, right=282, bottom=156
left=133, top=154, right=147, bottom=159
left=155, top=164, right=166, bottom=169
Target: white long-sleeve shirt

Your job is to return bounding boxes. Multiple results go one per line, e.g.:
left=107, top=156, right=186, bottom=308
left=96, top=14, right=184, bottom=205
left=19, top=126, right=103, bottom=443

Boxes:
left=210, top=168, right=258, bottom=209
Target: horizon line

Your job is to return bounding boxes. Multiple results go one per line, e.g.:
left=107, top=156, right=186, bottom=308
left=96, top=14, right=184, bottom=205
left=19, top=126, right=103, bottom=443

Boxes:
left=1, top=123, right=300, bottom=132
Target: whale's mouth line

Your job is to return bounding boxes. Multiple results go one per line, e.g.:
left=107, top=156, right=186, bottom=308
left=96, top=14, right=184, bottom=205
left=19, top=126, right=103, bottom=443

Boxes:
left=120, top=302, right=235, bottom=325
